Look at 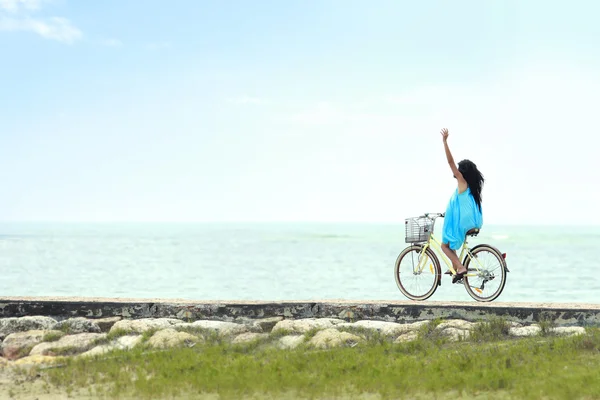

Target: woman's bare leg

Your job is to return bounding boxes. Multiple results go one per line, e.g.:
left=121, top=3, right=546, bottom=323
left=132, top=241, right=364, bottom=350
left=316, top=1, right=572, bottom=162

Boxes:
left=442, top=243, right=467, bottom=274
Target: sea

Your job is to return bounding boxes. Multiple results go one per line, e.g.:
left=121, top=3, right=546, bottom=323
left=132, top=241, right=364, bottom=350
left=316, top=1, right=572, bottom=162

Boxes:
left=0, top=222, right=598, bottom=303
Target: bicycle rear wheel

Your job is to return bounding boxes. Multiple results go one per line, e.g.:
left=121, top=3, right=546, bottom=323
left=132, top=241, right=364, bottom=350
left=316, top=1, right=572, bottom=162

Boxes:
left=463, top=245, right=507, bottom=302
left=395, top=245, right=441, bottom=301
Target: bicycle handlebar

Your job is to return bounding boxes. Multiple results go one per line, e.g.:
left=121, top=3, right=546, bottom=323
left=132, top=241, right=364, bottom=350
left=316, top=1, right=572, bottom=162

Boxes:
left=423, top=212, right=445, bottom=218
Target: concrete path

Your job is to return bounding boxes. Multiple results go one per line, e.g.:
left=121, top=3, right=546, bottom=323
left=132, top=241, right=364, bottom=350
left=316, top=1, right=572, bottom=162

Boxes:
left=1, top=297, right=599, bottom=326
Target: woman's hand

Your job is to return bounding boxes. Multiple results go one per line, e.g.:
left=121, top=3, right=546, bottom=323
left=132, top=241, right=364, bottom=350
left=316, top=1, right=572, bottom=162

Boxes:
left=440, top=128, right=449, bottom=141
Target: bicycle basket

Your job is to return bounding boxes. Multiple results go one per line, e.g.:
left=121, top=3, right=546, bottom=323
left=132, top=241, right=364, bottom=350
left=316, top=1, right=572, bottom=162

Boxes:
left=405, top=216, right=433, bottom=243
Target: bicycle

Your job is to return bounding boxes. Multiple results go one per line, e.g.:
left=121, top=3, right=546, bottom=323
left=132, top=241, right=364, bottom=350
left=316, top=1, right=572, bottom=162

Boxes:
left=394, top=213, right=509, bottom=302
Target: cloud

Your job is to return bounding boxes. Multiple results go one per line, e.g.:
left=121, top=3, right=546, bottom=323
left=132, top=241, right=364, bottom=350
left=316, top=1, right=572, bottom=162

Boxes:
left=0, top=0, right=82, bottom=44
left=99, top=37, right=122, bottom=47
left=0, top=16, right=81, bottom=43
left=145, top=41, right=171, bottom=50
left=0, top=0, right=44, bottom=12
left=227, top=95, right=263, bottom=105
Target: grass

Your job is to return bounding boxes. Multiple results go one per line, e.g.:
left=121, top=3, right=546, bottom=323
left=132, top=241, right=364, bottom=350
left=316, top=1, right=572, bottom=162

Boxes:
left=174, top=325, right=223, bottom=344
left=38, top=327, right=600, bottom=400
left=416, top=318, right=445, bottom=342
left=336, top=325, right=386, bottom=344
left=16, top=345, right=35, bottom=359
left=539, top=314, right=558, bottom=337
left=470, top=317, right=511, bottom=342
left=42, top=331, right=65, bottom=343
left=91, top=328, right=131, bottom=347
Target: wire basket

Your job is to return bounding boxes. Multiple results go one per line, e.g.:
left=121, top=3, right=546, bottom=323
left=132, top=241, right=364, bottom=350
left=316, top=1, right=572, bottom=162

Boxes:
left=405, top=216, right=434, bottom=243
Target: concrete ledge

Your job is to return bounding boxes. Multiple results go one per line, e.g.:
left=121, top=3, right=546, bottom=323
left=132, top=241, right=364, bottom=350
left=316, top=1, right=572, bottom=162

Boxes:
left=1, top=297, right=599, bottom=327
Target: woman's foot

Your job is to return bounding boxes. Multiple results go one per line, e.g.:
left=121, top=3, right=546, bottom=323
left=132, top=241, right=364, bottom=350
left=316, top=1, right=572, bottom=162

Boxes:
left=452, top=267, right=467, bottom=283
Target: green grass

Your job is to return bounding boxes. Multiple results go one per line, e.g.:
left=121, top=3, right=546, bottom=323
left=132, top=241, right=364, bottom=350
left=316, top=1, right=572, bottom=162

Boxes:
left=174, top=325, right=223, bottom=344
left=538, top=314, right=557, bottom=337
left=91, top=328, right=131, bottom=347
left=416, top=318, right=445, bottom=342
left=470, top=317, right=511, bottom=342
left=16, top=344, right=35, bottom=359
left=50, top=346, right=80, bottom=356
left=39, top=328, right=600, bottom=400
left=42, top=331, right=66, bottom=343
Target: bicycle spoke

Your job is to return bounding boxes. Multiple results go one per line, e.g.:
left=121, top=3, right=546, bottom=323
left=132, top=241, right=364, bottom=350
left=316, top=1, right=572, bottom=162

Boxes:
left=395, top=246, right=440, bottom=301
left=463, top=246, right=507, bottom=302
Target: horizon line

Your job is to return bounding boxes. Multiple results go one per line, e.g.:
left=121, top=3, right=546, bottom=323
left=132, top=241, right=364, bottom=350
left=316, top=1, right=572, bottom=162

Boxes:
left=0, top=220, right=598, bottom=228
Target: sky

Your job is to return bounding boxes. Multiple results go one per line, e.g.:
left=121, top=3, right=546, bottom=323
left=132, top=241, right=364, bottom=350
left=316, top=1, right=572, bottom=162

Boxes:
left=0, top=0, right=599, bottom=225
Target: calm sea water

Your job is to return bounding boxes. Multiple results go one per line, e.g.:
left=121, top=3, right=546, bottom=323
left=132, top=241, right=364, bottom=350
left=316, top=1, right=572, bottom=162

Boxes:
left=0, top=222, right=598, bottom=303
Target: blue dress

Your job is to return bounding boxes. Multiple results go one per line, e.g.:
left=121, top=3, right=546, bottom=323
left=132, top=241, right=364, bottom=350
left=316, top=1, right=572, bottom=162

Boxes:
left=442, top=187, right=483, bottom=250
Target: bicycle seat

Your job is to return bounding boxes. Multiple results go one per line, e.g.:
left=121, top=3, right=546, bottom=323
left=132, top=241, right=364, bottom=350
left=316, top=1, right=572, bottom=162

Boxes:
left=466, top=228, right=480, bottom=237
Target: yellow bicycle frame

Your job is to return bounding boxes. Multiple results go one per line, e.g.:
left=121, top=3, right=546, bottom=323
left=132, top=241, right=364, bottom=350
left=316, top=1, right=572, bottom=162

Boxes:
left=413, top=232, right=484, bottom=277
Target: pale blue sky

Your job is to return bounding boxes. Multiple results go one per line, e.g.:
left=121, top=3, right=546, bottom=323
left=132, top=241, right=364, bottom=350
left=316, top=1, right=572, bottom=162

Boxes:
left=1, top=0, right=599, bottom=224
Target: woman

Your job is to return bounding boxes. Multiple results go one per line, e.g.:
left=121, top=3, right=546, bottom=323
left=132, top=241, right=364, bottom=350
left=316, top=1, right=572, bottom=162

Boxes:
left=440, top=128, right=484, bottom=283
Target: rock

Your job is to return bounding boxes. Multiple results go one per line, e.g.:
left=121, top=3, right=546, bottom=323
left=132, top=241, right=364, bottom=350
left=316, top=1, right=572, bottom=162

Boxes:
left=394, top=332, right=419, bottom=343
left=13, top=355, right=57, bottom=366
left=177, top=320, right=249, bottom=336
left=509, top=325, right=541, bottom=337
left=232, top=333, right=269, bottom=344
left=277, top=335, right=305, bottom=350
left=308, top=328, right=362, bottom=349
left=147, top=329, right=199, bottom=349
left=552, top=327, right=586, bottom=336
left=55, top=318, right=101, bottom=334
left=1, top=330, right=63, bottom=360
left=441, top=327, right=470, bottom=342
left=272, top=318, right=345, bottom=334
left=0, top=317, right=57, bottom=340
left=251, top=317, right=284, bottom=333
left=110, top=318, right=182, bottom=334
left=81, top=335, right=143, bottom=358
left=435, top=320, right=476, bottom=331
left=433, top=320, right=473, bottom=342
left=336, top=320, right=429, bottom=337
left=94, top=317, right=122, bottom=333
left=30, top=333, right=106, bottom=356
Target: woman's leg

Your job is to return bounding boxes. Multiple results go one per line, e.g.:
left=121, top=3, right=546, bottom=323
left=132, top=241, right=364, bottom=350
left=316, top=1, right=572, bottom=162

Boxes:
left=442, top=243, right=467, bottom=274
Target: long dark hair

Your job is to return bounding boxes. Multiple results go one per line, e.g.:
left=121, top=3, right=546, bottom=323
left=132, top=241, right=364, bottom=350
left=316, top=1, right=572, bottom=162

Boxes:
left=458, top=159, right=484, bottom=211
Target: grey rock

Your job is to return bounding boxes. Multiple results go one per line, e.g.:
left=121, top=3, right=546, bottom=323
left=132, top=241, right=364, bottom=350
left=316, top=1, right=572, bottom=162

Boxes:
left=442, top=327, right=470, bottom=342
left=232, top=332, right=269, bottom=344
left=1, top=330, right=62, bottom=360
left=509, top=325, right=541, bottom=337
left=147, top=329, right=199, bottom=349
left=177, top=320, right=249, bottom=336
left=552, top=327, right=586, bottom=336
left=110, top=318, right=183, bottom=334
left=0, top=317, right=57, bottom=340
left=394, top=331, right=419, bottom=343
left=435, top=320, right=475, bottom=331
left=251, top=317, right=284, bottom=333
left=81, top=335, right=142, bottom=358
left=30, top=333, right=106, bottom=356
left=336, top=320, right=429, bottom=337
left=94, top=317, right=122, bottom=333
left=308, top=328, right=362, bottom=349
left=277, top=335, right=305, bottom=350
left=273, top=318, right=345, bottom=334
left=55, top=318, right=101, bottom=334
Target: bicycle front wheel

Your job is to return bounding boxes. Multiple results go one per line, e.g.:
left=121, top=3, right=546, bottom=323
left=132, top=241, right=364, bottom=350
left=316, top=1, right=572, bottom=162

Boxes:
left=463, top=245, right=507, bottom=302
left=395, top=245, right=441, bottom=301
